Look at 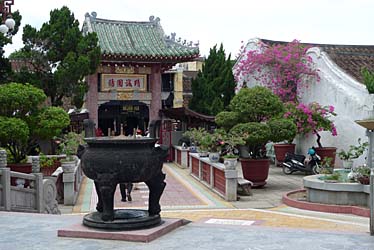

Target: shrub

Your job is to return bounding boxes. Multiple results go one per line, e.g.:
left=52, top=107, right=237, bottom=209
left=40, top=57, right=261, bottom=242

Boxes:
left=0, top=83, right=70, bottom=163
left=216, top=86, right=287, bottom=159
left=268, top=118, right=297, bottom=144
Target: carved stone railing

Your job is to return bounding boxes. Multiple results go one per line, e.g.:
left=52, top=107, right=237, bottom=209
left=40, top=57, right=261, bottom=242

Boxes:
left=172, top=145, right=189, bottom=169
left=189, top=153, right=238, bottom=201
left=0, top=168, right=60, bottom=214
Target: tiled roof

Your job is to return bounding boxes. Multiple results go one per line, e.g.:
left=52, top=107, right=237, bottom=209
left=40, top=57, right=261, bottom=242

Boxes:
left=83, top=12, right=199, bottom=61
left=261, top=39, right=374, bottom=83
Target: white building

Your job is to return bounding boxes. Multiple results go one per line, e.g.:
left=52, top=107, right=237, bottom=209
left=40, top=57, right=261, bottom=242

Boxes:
left=234, top=38, right=374, bottom=167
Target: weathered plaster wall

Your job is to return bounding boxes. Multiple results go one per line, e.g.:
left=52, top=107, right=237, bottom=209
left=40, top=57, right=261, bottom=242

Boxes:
left=299, top=47, right=373, bottom=167
left=234, top=39, right=373, bottom=167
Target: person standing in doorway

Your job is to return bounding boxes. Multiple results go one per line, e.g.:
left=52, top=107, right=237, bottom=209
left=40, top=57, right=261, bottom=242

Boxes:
left=120, top=183, right=133, bottom=202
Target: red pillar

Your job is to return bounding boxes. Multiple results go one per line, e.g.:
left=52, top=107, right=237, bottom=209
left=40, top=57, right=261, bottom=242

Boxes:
left=150, top=65, right=162, bottom=122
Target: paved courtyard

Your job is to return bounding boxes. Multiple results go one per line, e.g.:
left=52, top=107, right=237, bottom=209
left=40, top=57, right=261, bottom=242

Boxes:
left=1, top=162, right=373, bottom=249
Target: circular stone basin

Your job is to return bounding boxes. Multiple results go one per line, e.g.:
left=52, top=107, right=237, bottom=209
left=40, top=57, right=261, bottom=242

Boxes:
left=303, top=175, right=370, bottom=207
left=317, top=169, right=351, bottom=182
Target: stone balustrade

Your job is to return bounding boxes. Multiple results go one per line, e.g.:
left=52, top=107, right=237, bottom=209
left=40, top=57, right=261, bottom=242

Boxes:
left=0, top=167, right=60, bottom=214
left=0, top=149, right=83, bottom=214
left=189, top=153, right=238, bottom=201
left=172, top=145, right=189, bottom=169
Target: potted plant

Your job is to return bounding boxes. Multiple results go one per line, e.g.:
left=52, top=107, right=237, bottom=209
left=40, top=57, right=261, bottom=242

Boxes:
left=205, top=130, right=225, bottom=163
left=268, top=118, right=297, bottom=166
left=39, top=153, right=61, bottom=176
left=58, top=132, right=82, bottom=173
left=319, top=157, right=334, bottom=174
left=354, top=164, right=371, bottom=185
left=284, top=102, right=338, bottom=166
left=219, top=130, right=243, bottom=169
left=216, top=86, right=288, bottom=187
left=183, top=128, right=206, bottom=155
left=0, top=83, right=70, bottom=172
left=337, top=138, right=368, bottom=169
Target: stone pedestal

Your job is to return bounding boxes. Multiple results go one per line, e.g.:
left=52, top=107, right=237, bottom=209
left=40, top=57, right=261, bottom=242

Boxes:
left=63, top=172, right=76, bottom=205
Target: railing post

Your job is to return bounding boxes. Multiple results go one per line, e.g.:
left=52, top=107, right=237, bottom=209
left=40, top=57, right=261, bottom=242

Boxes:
left=31, top=156, right=40, bottom=173
left=1, top=168, right=11, bottom=211
left=34, top=173, right=43, bottom=212
left=0, top=149, right=7, bottom=168
left=225, top=169, right=238, bottom=201
left=0, top=150, right=10, bottom=210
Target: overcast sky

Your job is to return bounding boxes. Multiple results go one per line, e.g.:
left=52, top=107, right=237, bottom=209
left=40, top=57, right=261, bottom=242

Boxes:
left=4, top=0, right=374, bottom=58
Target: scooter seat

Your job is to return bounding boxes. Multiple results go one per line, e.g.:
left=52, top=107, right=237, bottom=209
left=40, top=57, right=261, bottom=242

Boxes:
left=285, top=153, right=305, bottom=163
left=291, top=159, right=304, bottom=166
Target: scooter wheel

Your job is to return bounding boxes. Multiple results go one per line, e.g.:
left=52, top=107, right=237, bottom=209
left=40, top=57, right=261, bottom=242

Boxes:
left=283, top=166, right=292, bottom=175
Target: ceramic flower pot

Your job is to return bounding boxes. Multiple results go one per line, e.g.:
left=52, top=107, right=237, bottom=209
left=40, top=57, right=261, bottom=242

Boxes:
left=223, top=158, right=238, bottom=169
left=342, top=160, right=353, bottom=169
left=208, top=152, right=220, bottom=163
left=61, top=160, right=76, bottom=173
left=240, top=158, right=270, bottom=187
left=273, top=144, right=295, bottom=165
left=315, top=147, right=337, bottom=168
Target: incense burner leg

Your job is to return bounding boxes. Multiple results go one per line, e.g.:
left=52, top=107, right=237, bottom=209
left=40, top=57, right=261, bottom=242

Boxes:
left=145, top=171, right=166, bottom=215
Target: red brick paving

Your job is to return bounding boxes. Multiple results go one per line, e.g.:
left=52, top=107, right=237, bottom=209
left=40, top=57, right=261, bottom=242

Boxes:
left=106, top=167, right=206, bottom=209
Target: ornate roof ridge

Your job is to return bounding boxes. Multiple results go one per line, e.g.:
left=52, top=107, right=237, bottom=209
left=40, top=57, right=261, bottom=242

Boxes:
left=85, top=12, right=161, bottom=26
left=257, top=38, right=374, bottom=83
left=83, top=11, right=199, bottom=62
left=260, top=38, right=374, bottom=49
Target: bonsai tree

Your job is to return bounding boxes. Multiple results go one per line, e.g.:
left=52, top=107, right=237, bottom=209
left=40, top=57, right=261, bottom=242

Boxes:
left=338, top=138, right=368, bottom=161
left=284, top=102, right=337, bottom=147
left=268, top=118, right=297, bottom=144
left=230, top=122, right=271, bottom=159
left=182, top=128, right=224, bottom=153
left=0, top=83, right=70, bottom=163
left=267, top=117, right=298, bottom=164
left=216, top=86, right=289, bottom=159
left=354, top=164, right=371, bottom=184
left=215, top=129, right=244, bottom=157
left=215, top=111, right=240, bottom=132
left=183, top=128, right=205, bottom=148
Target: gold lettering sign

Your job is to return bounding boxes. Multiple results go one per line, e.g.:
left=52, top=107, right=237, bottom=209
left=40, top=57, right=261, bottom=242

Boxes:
left=115, top=66, right=135, bottom=74
left=117, top=92, right=133, bottom=100
left=102, top=74, right=147, bottom=92
left=122, top=105, right=140, bottom=112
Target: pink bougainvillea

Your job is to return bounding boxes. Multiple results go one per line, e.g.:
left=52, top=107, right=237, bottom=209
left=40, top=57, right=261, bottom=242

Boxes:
left=284, top=102, right=337, bottom=147
left=234, top=39, right=320, bottom=102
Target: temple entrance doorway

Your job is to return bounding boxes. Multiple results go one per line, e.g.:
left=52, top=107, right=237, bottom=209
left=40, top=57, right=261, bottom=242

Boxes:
left=98, top=101, right=149, bottom=136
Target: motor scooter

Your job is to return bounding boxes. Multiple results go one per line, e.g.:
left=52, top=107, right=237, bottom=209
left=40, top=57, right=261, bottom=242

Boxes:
left=282, top=148, right=321, bottom=175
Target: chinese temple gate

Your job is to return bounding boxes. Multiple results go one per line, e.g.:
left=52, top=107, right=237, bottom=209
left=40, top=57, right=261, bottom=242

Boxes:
left=82, top=12, right=199, bottom=135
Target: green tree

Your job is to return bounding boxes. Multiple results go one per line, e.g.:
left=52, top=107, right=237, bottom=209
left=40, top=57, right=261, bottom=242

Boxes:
left=12, top=6, right=100, bottom=106
left=0, top=10, right=22, bottom=83
left=0, top=83, right=70, bottom=163
left=189, top=44, right=236, bottom=115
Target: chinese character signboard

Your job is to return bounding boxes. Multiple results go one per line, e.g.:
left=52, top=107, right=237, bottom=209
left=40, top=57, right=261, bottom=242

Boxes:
left=122, top=105, right=140, bottom=114
left=101, top=74, right=147, bottom=91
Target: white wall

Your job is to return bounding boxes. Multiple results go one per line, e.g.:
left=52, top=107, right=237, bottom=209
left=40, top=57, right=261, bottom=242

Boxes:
left=299, top=47, right=373, bottom=167
left=235, top=39, right=373, bottom=167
